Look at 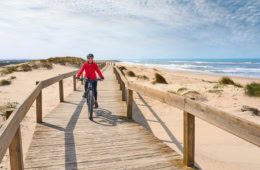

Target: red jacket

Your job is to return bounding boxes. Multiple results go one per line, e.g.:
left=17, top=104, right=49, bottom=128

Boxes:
left=77, top=62, right=104, bottom=80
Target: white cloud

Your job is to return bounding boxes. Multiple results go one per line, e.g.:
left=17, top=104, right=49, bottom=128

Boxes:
left=0, top=0, right=259, bottom=59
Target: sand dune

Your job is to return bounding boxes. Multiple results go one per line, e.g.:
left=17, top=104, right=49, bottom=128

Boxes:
left=119, top=63, right=260, bottom=170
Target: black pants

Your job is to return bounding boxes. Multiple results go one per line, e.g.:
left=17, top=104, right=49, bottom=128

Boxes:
left=85, top=81, right=98, bottom=101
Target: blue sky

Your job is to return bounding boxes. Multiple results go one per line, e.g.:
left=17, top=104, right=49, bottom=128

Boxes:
left=0, top=0, right=259, bottom=60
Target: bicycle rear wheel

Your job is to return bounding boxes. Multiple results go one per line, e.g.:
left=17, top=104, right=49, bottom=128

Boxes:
left=88, top=89, right=94, bottom=120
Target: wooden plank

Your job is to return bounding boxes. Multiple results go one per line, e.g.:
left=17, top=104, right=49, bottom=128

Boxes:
left=73, top=75, right=76, bottom=91
left=185, top=98, right=260, bottom=147
left=59, top=80, right=64, bottom=102
left=183, top=111, right=195, bottom=167
left=122, top=82, right=126, bottom=101
left=127, top=89, right=133, bottom=119
left=36, top=81, right=42, bottom=123
left=6, top=111, right=24, bottom=170
left=0, top=82, right=41, bottom=161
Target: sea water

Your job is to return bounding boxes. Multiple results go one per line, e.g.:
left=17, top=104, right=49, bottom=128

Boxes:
left=122, top=58, right=260, bottom=78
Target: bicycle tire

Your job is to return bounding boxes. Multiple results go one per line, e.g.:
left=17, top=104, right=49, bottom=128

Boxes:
left=88, top=89, right=94, bottom=120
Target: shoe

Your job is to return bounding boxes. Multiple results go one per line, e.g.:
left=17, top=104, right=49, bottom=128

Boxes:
left=82, top=92, right=86, bottom=98
left=94, top=102, right=99, bottom=108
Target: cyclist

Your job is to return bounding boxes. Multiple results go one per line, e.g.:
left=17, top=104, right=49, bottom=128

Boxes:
left=76, top=53, right=104, bottom=108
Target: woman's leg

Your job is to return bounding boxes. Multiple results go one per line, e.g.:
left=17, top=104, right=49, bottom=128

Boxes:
left=93, top=81, right=98, bottom=102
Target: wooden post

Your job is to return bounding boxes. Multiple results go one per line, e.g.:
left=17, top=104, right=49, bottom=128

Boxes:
left=81, top=74, right=83, bottom=85
left=73, top=75, right=76, bottom=91
left=183, top=111, right=195, bottom=167
left=36, top=81, right=42, bottom=123
left=127, top=89, right=133, bottom=119
left=122, top=82, right=126, bottom=101
left=6, top=110, right=24, bottom=170
left=59, top=80, right=64, bottom=102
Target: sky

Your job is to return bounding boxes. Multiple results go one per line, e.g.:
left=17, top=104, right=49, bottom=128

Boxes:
left=0, top=0, right=259, bottom=60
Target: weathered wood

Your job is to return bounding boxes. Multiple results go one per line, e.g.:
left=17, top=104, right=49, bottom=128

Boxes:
left=73, top=75, right=76, bottom=91
left=59, top=80, right=64, bottom=102
left=183, top=111, right=195, bottom=167
left=36, top=81, right=42, bottom=123
left=41, top=71, right=78, bottom=89
left=122, top=82, right=126, bottom=101
left=185, top=98, right=260, bottom=147
left=0, top=82, right=38, bottom=160
left=24, top=66, right=184, bottom=170
left=6, top=110, right=24, bottom=170
left=127, top=89, right=133, bottom=119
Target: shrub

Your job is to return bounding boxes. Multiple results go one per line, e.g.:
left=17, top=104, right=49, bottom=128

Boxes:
left=154, top=73, right=167, bottom=84
left=219, top=77, right=242, bottom=88
left=208, top=89, right=223, bottom=94
left=0, top=79, right=11, bottom=86
left=241, top=106, right=260, bottom=116
left=137, top=75, right=149, bottom=80
left=20, top=64, right=32, bottom=71
left=168, top=90, right=177, bottom=94
left=127, top=71, right=136, bottom=77
left=177, top=87, right=188, bottom=93
left=183, top=91, right=200, bottom=96
left=245, top=82, right=260, bottom=97
left=118, top=66, right=127, bottom=76
left=40, top=60, right=53, bottom=69
left=10, top=76, right=16, bottom=79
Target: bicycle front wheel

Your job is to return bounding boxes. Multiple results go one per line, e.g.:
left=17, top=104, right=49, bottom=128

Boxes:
left=88, top=89, right=94, bottom=120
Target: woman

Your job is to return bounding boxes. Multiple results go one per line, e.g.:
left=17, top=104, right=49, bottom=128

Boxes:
left=77, top=53, right=104, bottom=108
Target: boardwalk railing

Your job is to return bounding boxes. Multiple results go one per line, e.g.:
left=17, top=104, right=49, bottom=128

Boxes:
left=0, top=62, right=106, bottom=170
left=113, top=64, right=260, bottom=167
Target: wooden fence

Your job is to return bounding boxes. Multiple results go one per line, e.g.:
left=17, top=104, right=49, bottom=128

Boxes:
left=0, top=62, right=106, bottom=170
left=113, top=64, right=260, bottom=167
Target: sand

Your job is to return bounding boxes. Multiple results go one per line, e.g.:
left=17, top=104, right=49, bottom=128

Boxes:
left=0, top=64, right=79, bottom=170
left=118, top=63, right=260, bottom=170
left=1, top=62, right=260, bottom=170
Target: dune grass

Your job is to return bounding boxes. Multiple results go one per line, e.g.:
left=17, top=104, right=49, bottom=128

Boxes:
left=0, top=79, right=11, bottom=86
left=127, top=71, right=136, bottom=77
left=208, top=89, right=223, bottom=94
left=219, top=77, right=243, bottom=88
left=245, top=82, right=260, bottom=97
left=241, top=106, right=260, bottom=116
left=154, top=73, right=167, bottom=84
left=137, top=75, right=149, bottom=80
left=177, top=87, right=188, bottom=93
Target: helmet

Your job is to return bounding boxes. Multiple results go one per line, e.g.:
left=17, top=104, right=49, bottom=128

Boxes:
left=87, top=53, right=94, bottom=58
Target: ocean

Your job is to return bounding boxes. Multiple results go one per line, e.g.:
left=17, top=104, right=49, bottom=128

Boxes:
left=121, top=58, right=260, bottom=78
left=0, top=59, right=31, bottom=67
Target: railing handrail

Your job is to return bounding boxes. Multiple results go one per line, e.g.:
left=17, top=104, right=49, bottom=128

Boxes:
left=113, top=64, right=260, bottom=166
left=0, top=61, right=108, bottom=163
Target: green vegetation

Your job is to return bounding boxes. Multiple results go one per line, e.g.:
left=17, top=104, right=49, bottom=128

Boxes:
left=241, top=106, right=260, bottom=116
left=245, top=82, right=260, bottom=97
left=0, top=79, right=11, bottom=86
left=118, top=66, right=127, bottom=76
left=168, top=90, right=177, bottom=94
left=0, top=102, right=19, bottom=118
left=127, top=71, right=136, bottom=77
left=20, top=64, right=32, bottom=71
left=208, top=89, right=223, bottom=94
left=202, top=79, right=216, bottom=83
left=47, top=56, right=85, bottom=66
left=154, top=73, right=168, bottom=84
left=219, top=77, right=243, bottom=88
left=137, top=75, right=149, bottom=80
left=177, top=87, right=188, bottom=93
left=39, top=60, right=53, bottom=69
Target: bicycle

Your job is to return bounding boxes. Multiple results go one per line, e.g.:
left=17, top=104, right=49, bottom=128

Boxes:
left=80, top=78, right=103, bottom=120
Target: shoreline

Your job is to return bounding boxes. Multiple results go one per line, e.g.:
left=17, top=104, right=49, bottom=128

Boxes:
left=120, top=61, right=260, bottom=80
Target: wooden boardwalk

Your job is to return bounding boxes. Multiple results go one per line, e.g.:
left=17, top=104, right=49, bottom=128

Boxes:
left=24, top=66, right=187, bottom=170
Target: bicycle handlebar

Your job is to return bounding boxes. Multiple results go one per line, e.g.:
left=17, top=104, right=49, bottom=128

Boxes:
left=79, top=78, right=103, bottom=81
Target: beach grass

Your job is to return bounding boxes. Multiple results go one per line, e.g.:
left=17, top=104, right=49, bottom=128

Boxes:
left=219, top=77, right=243, bottom=88
left=0, top=79, right=11, bottom=86
left=177, top=87, right=188, bottom=93
left=208, top=89, right=223, bottom=94
left=245, top=82, right=260, bottom=97
left=137, top=75, right=149, bottom=80
left=241, top=106, right=260, bottom=116
left=127, top=71, right=136, bottom=77
left=154, top=73, right=168, bottom=84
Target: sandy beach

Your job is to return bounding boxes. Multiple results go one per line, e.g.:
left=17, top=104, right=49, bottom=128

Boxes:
left=117, top=63, right=260, bottom=170
left=0, top=62, right=260, bottom=170
left=0, top=64, right=79, bottom=170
